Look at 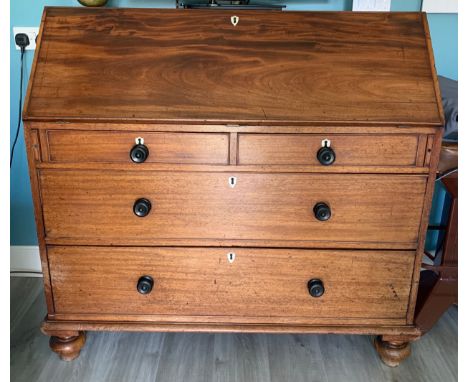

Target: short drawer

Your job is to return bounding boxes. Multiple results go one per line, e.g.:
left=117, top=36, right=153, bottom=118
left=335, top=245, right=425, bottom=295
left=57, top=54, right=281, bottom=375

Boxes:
left=48, top=246, right=413, bottom=324
left=46, top=130, right=230, bottom=165
left=40, top=170, right=426, bottom=248
left=238, top=134, right=424, bottom=167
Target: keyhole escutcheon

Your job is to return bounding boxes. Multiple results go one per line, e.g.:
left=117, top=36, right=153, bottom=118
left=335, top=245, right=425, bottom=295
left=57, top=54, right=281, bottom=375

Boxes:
left=227, top=252, right=236, bottom=263
left=135, top=137, right=144, bottom=145
left=229, top=176, right=237, bottom=188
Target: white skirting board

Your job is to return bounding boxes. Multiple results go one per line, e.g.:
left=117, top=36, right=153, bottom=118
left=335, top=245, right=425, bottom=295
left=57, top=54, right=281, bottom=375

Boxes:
left=10, top=246, right=43, bottom=277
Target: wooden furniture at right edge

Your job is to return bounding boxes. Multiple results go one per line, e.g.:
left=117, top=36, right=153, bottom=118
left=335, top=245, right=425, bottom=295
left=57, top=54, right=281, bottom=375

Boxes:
left=416, top=142, right=458, bottom=333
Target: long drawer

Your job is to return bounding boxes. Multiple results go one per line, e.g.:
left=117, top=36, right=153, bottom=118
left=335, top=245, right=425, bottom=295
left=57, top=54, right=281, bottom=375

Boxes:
left=39, top=170, right=426, bottom=247
left=48, top=246, right=414, bottom=324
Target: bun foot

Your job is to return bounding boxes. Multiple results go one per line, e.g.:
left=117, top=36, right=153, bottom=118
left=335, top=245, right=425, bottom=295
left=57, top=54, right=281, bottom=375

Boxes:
left=49, top=331, right=86, bottom=361
left=374, top=336, right=411, bottom=367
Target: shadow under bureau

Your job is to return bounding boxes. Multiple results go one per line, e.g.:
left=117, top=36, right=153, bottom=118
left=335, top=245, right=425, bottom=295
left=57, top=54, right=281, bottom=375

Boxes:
left=23, top=7, right=444, bottom=367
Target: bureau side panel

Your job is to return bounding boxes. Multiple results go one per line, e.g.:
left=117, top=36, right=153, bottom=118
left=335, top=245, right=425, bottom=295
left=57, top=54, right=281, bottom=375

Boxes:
left=22, top=123, right=55, bottom=313
left=405, top=16, right=445, bottom=323
left=406, top=129, right=443, bottom=323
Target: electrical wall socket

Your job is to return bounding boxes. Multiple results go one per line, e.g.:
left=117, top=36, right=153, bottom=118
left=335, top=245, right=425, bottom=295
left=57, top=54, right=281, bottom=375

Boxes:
left=352, top=0, right=391, bottom=11
left=13, top=27, right=40, bottom=50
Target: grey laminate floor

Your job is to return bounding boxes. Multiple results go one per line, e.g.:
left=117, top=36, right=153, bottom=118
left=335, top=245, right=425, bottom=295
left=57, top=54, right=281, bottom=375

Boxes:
left=11, top=277, right=457, bottom=382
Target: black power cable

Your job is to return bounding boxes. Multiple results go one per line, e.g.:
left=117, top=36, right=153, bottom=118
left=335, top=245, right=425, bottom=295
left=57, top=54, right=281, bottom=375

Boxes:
left=10, top=34, right=30, bottom=168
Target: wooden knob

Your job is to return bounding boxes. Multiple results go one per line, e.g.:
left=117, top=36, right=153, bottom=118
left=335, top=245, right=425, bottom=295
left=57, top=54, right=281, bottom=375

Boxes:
left=130, top=144, right=149, bottom=163
left=313, top=202, right=331, bottom=221
left=317, top=146, right=335, bottom=165
left=133, top=198, right=152, bottom=217
left=137, top=275, right=154, bottom=294
left=308, top=279, right=324, bottom=297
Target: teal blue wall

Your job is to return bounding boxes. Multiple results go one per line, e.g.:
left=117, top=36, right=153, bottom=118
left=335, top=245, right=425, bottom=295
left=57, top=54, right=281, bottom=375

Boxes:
left=391, top=0, right=421, bottom=11
left=10, top=0, right=458, bottom=245
left=426, top=13, right=458, bottom=80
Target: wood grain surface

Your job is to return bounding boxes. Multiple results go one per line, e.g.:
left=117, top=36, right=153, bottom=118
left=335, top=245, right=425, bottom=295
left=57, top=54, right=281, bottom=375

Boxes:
left=238, top=133, right=422, bottom=166
left=24, top=8, right=442, bottom=126
left=39, top=170, right=426, bottom=247
left=31, top=121, right=442, bottom=134
left=43, top=129, right=431, bottom=169
left=47, top=130, right=229, bottom=164
left=23, top=124, right=56, bottom=313
left=47, top=246, right=413, bottom=323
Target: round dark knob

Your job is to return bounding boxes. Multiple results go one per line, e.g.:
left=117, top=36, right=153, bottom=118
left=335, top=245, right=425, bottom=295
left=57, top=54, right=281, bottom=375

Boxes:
left=308, top=279, right=324, bottom=298
left=130, top=144, right=149, bottom=163
left=317, top=146, right=335, bottom=166
left=313, top=202, right=331, bottom=221
left=137, top=275, right=154, bottom=294
left=133, top=198, right=152, bottom=217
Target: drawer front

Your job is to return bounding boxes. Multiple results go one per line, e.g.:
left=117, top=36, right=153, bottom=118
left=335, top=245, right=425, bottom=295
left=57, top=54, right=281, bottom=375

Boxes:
left=238, top=134, right=422, bottom=166
left=48, top=246, right=413, bottom=323
left=46, top=130, right=229, bottom=164
left=40, top=171, right=426, bottom=247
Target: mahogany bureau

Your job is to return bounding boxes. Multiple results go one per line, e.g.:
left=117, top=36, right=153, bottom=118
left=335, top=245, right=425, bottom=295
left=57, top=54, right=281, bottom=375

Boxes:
left=23, top=7, right=444, bottom=367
